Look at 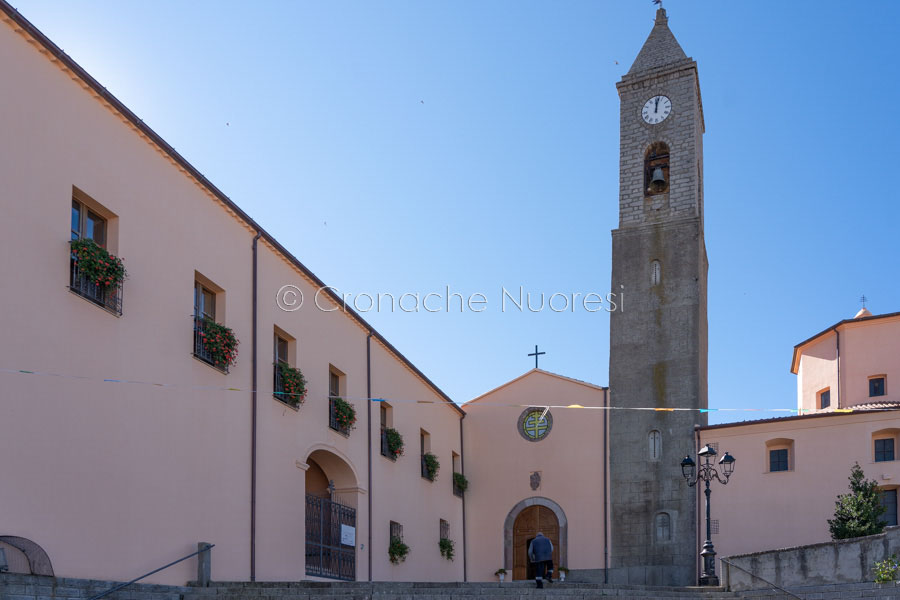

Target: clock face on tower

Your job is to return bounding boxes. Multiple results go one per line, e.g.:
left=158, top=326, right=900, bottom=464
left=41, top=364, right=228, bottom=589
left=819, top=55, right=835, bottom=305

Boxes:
left=641, top=95, right=672, bottom=124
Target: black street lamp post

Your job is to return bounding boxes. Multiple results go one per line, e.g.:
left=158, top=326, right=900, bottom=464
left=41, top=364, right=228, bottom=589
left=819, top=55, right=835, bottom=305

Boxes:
left=680, top=444, right=736, bottom=586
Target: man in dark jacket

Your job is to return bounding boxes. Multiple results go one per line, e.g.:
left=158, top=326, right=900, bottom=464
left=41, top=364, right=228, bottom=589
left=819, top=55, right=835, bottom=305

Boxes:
left=527, top=532, right=554, bottom=588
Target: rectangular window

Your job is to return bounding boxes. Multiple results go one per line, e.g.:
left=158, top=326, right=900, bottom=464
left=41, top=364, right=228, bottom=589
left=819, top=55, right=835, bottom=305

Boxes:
left=390, top=521, right=403, bottom=541
left=871, top=377, right=887, bottom=398
left=820, top=389, right=831, bottom=409
left=194, top=282, right=216, bottom=320
left=69, top=194, right=121, bottom=315
left=881, top=489, right=898, bottom=527
left=769, top=448, right=789, bottom=472
left=192, top=277, right=227, bottom=372
left=380, top=403, right=394, bottom=459
left=275, top=335, right=289, bottom=365
left=71, top=199, right=107, bottom=246
left=329, top=371, right=341, bottom=399
left=439, top=519, right=450, bottom=540
left=421, top=429, right=432, bottom=480
left=328, top=367, right=349, bottom=434
left=876, top=438, right=895, bottom=463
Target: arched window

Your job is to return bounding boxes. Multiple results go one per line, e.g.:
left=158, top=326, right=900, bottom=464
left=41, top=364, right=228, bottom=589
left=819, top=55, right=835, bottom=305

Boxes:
left=644, top=142, right=670, bottom=196
left=655, top=512, right=671, bottom=541
left=650, top=260, right=661, bottom=286
left=649, top=429, right=662, bottom=461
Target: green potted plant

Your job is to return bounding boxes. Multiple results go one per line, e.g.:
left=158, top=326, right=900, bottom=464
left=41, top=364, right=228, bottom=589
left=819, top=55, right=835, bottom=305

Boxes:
left=438, top=537, right=454, bottom=561
left=331, top=397, right=356, bottom=431
left=388, top=536, right=409, bottom=565
left=874, top=555, right=900, bottom=583
left=383, top=427, right=404, bottom=459
left=494, top=567, right=507, bottom=583
left=275, top=363, right=307, bottom=407
left=453, top=472, right=468, bottom=494
left=423, top=452, right=440, bottom=480
left=558, top=566, right=569, bottom=582
left=70, top=238, right=127, bottom=288
left=198, top=318, right=239, bottom=369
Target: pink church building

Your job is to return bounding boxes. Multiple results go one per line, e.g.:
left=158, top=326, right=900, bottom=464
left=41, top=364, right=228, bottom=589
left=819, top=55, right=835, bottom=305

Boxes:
left=3, top=0, right=900, bottom=590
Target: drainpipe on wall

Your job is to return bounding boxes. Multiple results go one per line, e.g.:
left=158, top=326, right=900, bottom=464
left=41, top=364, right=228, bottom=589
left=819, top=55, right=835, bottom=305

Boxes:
left=460, top=415, right=467, bottom=582
left=366, top=331, right=373, bottom=582
left=836, top=328, right=842, bottom=409
left=603, top=387, right=609, bottom=584
left=251, top=230, right=261, bottom=581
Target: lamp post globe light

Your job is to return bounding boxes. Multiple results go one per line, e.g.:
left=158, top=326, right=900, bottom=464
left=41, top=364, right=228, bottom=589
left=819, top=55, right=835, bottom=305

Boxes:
left=680, top=444, right=736, bottom=586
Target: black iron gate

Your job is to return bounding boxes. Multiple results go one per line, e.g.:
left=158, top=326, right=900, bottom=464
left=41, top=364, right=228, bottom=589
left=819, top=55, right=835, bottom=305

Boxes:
left=305, top=493, right=356, bottom=580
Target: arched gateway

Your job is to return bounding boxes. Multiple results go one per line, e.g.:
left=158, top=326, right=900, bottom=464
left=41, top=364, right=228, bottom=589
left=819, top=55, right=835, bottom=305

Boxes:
left=302, top=447, right=360, bottom=581
left=503, top=497, right=567, bottom=580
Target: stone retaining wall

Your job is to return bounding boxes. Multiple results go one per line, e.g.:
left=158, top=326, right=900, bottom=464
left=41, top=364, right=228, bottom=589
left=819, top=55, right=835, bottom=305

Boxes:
left=722, top=525, right=900, bottom=592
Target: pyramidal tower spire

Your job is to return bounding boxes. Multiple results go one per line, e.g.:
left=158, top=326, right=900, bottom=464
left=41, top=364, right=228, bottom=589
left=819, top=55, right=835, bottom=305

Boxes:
left=628, top=8, right=687, bottom=75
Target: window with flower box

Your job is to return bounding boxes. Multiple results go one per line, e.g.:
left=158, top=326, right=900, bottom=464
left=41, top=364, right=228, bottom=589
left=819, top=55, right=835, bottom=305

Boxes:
left=192, top=276, right=236, bottom=373
left=273, top=330, right=305, bottom=409
left=69, top=191, right=124, bottom=315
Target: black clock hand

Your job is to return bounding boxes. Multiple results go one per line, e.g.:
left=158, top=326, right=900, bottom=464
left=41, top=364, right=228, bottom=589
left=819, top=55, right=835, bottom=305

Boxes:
left=655, top=97, right=660, bottom=112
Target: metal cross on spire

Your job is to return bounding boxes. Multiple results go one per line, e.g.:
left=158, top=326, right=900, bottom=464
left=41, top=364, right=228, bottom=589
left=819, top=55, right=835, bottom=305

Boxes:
left=860, top=294, right=868, bottom=308
left=528, top=345, right=546, bottom=369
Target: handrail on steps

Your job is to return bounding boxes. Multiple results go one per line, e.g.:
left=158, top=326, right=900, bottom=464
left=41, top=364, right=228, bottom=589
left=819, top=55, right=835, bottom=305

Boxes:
left=720, top=557, right=804, bottom=600
left=87, top=544, right=214, bottom=600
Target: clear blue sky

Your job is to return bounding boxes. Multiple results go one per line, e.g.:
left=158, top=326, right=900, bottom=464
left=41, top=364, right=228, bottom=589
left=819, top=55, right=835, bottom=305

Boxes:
left=14, top=1, right=899, bottom=424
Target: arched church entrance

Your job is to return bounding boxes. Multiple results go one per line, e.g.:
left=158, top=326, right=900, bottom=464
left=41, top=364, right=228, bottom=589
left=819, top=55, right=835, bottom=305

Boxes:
left=304, top=448, right=359, bottom=581
left=503, top=497, right=567, bottom=581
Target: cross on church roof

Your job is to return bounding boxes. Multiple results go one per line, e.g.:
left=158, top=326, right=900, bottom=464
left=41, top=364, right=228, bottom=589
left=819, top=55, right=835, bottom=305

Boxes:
left=860, top=295, right=868, bottom=308
left=527, top=345, right=546, bottom=369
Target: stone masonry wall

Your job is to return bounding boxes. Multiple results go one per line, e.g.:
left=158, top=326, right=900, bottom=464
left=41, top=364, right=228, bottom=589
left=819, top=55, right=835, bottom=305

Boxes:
left=722, top=525, right=900, bottom=592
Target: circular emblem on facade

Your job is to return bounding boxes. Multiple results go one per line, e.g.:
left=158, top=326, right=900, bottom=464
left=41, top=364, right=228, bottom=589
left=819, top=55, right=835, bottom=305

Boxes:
left=517, top=407, right=553, bottom=442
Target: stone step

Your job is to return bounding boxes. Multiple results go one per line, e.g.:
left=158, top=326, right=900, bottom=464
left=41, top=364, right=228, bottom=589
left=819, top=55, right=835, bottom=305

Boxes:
left=183, top=582, right=739, bottom=599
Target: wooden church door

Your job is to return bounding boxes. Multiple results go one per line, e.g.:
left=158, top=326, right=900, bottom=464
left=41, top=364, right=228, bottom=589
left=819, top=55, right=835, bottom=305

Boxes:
left=512, top=505, right=560, bottom=580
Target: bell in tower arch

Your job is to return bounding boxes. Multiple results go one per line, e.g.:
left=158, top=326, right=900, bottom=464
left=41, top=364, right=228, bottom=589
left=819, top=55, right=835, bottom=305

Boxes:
left=644, top=141, right=670, bottom=195
left=650, top=167, right=666, bottom=193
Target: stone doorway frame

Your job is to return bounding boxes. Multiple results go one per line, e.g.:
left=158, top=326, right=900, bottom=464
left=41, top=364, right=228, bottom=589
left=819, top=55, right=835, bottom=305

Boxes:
left=503, top=496, right=568, bottom=573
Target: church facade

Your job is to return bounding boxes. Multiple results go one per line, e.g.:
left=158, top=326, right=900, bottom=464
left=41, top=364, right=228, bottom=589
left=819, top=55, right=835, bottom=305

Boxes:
left=4, top=0, right=900, bottom=590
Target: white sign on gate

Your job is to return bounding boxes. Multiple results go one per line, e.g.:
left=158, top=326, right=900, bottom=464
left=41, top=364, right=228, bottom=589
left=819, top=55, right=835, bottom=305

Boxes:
left=341, top=524, right=356, bottom=546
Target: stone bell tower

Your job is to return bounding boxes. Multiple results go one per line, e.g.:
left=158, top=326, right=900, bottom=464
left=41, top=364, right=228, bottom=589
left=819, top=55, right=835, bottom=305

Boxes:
left=607, top=8, right=708, bottom=586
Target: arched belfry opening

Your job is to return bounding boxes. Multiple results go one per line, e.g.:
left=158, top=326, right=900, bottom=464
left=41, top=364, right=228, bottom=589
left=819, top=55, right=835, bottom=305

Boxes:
left=645, top=142, right=670, bottom=195
left=303, top=448, right=360, bottom=581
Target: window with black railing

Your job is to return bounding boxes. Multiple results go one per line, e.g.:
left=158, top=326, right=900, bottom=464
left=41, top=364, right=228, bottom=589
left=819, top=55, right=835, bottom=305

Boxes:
left=69, top=249, right=123, bottom=315
left=193, top=315, right=226, bottom=373
left=329, top=397, right=351, bottom=435
left=381, top=427, right=391, bottom=459
left=274, top=363, right=287, bottom=403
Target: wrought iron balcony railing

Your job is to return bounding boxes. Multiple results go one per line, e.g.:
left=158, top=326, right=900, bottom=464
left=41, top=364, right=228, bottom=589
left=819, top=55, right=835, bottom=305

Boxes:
left=69, top=257, right=123, bottom=316
left=452, top=474, right=464, bottom=497
left=381, top=428, right=392, bottom=459
left=273, top=363, right=292, bottom=406
left=192, top=316, right=228, bottom=373
left=421, top=455, right=434, bottom=481
left=329, top=397, right=350, bottom=435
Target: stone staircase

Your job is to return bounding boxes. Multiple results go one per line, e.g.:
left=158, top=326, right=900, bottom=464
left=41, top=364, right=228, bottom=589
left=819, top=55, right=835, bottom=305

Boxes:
left=5, top=574, right=900, bottom=600
left=184, top=581, right=742, bottom=599
left=183, top=580, right=900, bottom=600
